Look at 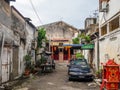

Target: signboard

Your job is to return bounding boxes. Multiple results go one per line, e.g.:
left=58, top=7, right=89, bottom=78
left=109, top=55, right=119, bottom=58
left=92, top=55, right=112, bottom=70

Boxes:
left=81, top=44, right=94, bottom=50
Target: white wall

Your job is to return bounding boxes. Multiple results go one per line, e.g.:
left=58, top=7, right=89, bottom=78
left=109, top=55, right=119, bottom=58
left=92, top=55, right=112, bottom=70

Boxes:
left=99, top=29, right=120, bottom=64
left=83, top=50, right=89, bottom=62
left=93, top=39, right=99, bottom=70
left=26, top=23, right=34, bottom=52
left=18, top=44, right=25, bottom=76
left=99, top=0, right=120, bottom=64
left=2, top=48, right=12, bottom=83
left=25, top=23, right=36, bottom=63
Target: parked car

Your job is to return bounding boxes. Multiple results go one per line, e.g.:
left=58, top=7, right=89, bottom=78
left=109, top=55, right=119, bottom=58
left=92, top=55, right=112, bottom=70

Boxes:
left=67, top=59, right=94, bottom=81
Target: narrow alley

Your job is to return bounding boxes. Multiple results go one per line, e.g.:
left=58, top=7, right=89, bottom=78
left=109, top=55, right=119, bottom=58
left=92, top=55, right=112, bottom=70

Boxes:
left=1, top=0, right=120, bottom=90
left=13, top=62, right=99, bottom=90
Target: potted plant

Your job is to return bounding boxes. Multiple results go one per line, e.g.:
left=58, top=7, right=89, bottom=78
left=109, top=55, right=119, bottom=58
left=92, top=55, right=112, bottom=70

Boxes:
left=78, top=33, right=91, bottom=44
left=24, top=54, right=32, bottom=76
left=76, top=53, right=84, bottom=59
left=95, top=68, right=102, bottom=78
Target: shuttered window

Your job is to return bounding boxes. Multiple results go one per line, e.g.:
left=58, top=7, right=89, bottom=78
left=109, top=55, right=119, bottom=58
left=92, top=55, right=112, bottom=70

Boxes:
left=109, top=17, right=119, bottom=32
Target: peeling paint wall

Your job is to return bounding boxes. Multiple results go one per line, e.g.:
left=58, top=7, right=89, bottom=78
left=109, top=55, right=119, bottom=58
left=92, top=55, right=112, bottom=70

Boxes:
left=0, top=0, right=11, bottom=28
left=25, top=22, right=36, bottom=63
left=18, top=44, right=25, bottom=76
left=99, top=0, right=120, bottom=64
left=40, top=21, right=78, bottom=43
left=99, top=30, right=120, bottom=64
left=11, top=6, right=26, bottom=79
left=2, top=47, right=12, bottom=83
left=0, top=0, right=13, bottom=83
left=94, top=39, right=99, bottom=70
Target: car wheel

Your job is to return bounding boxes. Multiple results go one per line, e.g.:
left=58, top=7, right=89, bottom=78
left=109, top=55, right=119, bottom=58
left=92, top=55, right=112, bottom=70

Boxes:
left=68, top=77, right=72, bottom=81
left=88, top=78, right=93, bottom=81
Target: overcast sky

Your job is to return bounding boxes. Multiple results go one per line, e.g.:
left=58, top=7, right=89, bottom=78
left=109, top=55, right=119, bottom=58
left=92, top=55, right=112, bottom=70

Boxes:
left=11, top=0, right=98, bottom=29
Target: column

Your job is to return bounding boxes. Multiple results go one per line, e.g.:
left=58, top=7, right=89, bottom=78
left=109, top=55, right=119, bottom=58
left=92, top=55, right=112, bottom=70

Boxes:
left=51, top=46, right=53, bottom=59
left=68, top=47, right=71, bottom=61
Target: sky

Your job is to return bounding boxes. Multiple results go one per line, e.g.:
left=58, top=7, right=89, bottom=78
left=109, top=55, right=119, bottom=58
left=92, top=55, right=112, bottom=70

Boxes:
left=11, top=0, right=98, bottom=29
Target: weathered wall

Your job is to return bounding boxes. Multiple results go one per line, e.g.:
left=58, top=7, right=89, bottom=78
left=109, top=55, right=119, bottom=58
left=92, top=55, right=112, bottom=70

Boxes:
left=40, top=21, right=78, bottom=44
left=0, top=0, right=13, bottom=83
left=2, top=47, right=12, bottom=83
left=99, top=30, right=120, bottom=64
left=11, top=7, right=26, bottom=40
left=11, top=7, right=26, bottom=79
left=25, top=22, right=36, bottom=64
left=26, top=23, right=34, bottom=51
left=0, top=0, right=11, bottom=28
left=93, top=39, right=99, bottom=70
left=18, top=44, right=25, bottom=76
left=99, top=0, right=120, bottom=64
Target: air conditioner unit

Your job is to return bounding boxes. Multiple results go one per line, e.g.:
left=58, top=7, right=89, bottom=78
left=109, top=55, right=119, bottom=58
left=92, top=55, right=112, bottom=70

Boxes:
left=100, top=1, right=109, bottom=12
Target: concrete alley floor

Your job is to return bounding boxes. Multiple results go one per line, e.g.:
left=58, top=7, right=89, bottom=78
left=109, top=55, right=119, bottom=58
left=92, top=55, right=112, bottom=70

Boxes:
left=13, top=62, right=100, bottom=90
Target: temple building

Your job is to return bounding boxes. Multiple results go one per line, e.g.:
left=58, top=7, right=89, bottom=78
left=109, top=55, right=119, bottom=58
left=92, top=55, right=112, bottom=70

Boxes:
left=39, top=21, right=78, bottom=62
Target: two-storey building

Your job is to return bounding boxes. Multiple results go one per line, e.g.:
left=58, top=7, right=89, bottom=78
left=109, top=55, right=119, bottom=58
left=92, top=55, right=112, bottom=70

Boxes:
left=39, top=21, right=78, bottom=62
left=99, top=0, right=120, bottom=64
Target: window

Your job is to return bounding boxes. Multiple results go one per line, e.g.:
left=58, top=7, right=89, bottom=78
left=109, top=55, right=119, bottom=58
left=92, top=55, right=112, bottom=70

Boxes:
left=109, top=17, right=119, bottom=32
left=101, top=24, right=107, bottom=36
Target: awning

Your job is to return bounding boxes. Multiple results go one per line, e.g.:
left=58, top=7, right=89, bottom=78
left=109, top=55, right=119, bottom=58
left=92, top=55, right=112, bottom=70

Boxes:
left=63, top=44, right=94, bottom=50
left=63, top=44, right=83, bottom=49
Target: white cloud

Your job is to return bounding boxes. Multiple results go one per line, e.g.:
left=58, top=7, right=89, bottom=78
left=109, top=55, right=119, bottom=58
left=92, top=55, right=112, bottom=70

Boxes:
left=11, top=0, right=98, bottom=28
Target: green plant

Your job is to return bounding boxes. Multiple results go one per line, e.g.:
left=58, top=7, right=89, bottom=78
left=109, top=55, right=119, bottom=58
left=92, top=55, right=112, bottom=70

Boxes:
left=37, top=28, right=46, bottom=48
left=76, top=53, right=84, bottom=59
left=72, top=37, right=80, bottom=44
left=24, top=55, right=32, bottom=70
left=78, top=33, right=91, bottom=43
left=85, top=35, right=91, bottom=43
left=95, top=68, right=102, bottom=78
left=78, top=33, right=86, bottom=39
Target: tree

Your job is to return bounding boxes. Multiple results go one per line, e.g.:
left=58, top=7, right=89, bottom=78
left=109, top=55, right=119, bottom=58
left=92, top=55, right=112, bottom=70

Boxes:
left=37, top=28, right=46, bottom=48
left=78, top=33, right=91, bottom=44
left=76, top=53, right=84, bottom=59
left=72, top=37, right=79, bottom=44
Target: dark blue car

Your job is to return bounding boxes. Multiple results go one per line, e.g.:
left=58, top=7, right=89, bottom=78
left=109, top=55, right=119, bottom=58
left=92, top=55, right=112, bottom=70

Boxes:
left=67, top=59, right=94, bottom=81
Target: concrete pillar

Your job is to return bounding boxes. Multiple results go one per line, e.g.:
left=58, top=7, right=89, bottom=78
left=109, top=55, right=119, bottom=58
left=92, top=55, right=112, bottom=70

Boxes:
left=0, top=32, right=4, bottom=84
left=51, top=46, right=53, bottom=59
left=68, top=47, right=71, bottom=61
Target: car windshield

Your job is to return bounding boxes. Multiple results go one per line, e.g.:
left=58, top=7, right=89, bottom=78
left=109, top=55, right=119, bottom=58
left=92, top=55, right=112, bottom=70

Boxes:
left=70, top=59, right=89, bottom=68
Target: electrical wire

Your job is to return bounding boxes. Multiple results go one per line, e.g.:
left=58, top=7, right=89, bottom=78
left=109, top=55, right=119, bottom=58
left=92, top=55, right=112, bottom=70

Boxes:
left=29, top=0, right=43, bottom=25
